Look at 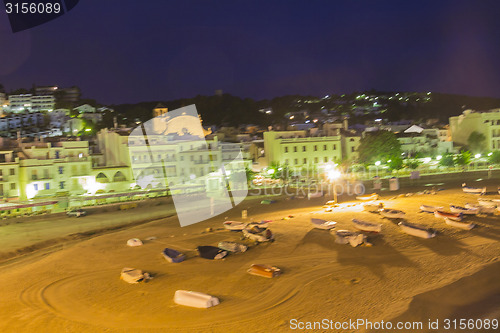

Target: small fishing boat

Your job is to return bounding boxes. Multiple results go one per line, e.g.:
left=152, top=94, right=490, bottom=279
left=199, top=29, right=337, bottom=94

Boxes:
left=379, top=208, right=406, bottom=219
left=420, top=204, right=443, bottom=213
left=223, top=221, right=248, bottom=231
left=462, top=183, right=486, bottom=194
left=242, top=225, right=274, bottom=242
left=465, top=203, right=495, bottom=214
left=311, top=218, right=337, bottom=230
left=218, top=241, right=248, bottom=253
left=450, top=204, right=478, bottom=215
left=477, top=199, right=497, bottom=208
left=398, top=221, right=436, bottom=239
left=434, top=210, right=463, bottom=221
left=363, top=202, right=384, bottom=212
left=444, top=217, right=475, bottom=230
left=351, top=218, right=382, bottom=233
left=162, top=248, right=186, bottom=263
left=197, top=246, right=228, bottom=260
left=332, top=229, right=367, bottom=247
left=174, top=290, right=220, bottom=308
left=247, top=264, right=281, bottom=278
left=247, top=221, right=270, bottom=229
left=356, top=193, right=379, bottom=201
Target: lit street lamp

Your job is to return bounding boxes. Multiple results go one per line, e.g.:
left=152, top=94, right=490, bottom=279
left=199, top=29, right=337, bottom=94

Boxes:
left=327, top=169, right=341, bottom=203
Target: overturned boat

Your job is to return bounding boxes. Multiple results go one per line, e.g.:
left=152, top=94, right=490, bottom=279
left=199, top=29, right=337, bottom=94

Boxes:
left=333, top=229, right=367, bottom=247
left=162, top=248, right=186, bottom=263
left=218, top=241, right=248, bottom=253
left=420, top=204, right=443, bottom=213
left=450, top=204, right=479, bottom=215
left=223, top=221, right=248, bottom=231
left=380, top=208, right=406, bottom=219
left=398, top=221, right=436, bottom=239
left=247, top=264, right=281, bottom=278
left=462, top=183, right=486, bottom=194
left=434, top=210, right=463, bottom=221
left=174, top=290, right=219, bottom=308
left=311, top=218, right=337, bottom=230
left=242, top=225, right=274, bottom=242
left=197, top=246, right=228, bottom=260
left=351, top=218, right=382, bottom=233
left=356, top=193, right=379, bottom=201
left=363, top=202, right=384, bottom=212
left=444, top=217, right=475, bottom=230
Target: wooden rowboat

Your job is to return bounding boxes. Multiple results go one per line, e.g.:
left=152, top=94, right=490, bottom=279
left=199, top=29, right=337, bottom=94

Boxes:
left=223, top=221, right=248, bottom=231
left=420, top=204, right=443, bottom=213
left=462, top=183, right=486, bottom=194
left=398, top=221, right=436, bottom=239
left=356, top=193, right=379, bottom=201
left=450, top=204, right=478, bottom=215
left=352, top=218, right=382, bottom=233
left=444, top=217, right=475, bottom=230
left=434, top=210, right=463, bottom=221
left=380, top=208, right=406, bottom=219
left=311, top=218, right=337, bottom=230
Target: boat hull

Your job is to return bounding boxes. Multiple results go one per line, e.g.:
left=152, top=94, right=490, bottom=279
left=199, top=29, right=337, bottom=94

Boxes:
left=434, top=210, right=463, bottom=221
left=398, top=222, right=436, bottom=239
left=444, top=218, right=475, bottom=230
left=351, top=219, right=382, bottom=233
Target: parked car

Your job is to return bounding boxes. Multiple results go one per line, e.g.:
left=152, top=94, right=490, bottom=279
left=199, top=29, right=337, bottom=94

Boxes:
left=67, top=209, right=87, bottom=217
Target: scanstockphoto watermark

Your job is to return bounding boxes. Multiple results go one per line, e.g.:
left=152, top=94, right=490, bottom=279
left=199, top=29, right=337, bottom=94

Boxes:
left=250, top=181, right=366, bottom=198
left=289, top=318, right=499, bottom=331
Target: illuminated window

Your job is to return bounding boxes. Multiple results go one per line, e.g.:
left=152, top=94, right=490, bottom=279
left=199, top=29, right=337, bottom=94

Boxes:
left=58, top=166, right=64, bottom=174
left=45, top=183, right=50, bottom=190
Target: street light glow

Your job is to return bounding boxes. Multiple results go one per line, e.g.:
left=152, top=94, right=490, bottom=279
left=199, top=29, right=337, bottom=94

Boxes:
left=328, top=170, right=341, bottom=180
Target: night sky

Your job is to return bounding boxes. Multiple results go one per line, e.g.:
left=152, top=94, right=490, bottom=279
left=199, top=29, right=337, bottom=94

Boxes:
left=1, top=0, right=500, bottom=104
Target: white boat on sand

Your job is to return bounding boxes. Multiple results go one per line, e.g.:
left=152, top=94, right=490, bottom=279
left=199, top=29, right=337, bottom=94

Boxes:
left=380, top=208, right=406, bottom=219
left=311, top=218, right=337, bottom=230
left=332, top=230, right=367, bottom=247
left=450, top=204, right=478, bottom=215
left=352, top=219, right=382, bottom=233
left=420, top=204, right=443, bottom=213
left=398, top=221, right=436, bottom=239
left=462, top=183, right=486, bottom=194
left=444, top=217, right=475, bottom=230
left=465, top=203, right=495, bottom=214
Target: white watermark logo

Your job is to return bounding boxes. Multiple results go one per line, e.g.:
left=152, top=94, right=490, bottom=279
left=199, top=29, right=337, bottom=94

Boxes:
left=127, top=105, right=248, bottom=227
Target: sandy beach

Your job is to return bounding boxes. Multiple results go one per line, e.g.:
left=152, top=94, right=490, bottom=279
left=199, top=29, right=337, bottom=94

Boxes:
left=0, top=182, right=499, bottom=333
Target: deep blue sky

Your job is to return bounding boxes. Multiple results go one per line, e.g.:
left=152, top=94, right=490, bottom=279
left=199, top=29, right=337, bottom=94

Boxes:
left=1, top=0, right=500, bottom=104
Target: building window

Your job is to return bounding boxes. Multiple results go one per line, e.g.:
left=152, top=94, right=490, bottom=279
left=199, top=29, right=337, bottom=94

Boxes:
left=284, top=147, right=288, bottom=153
left=303, top=158, right=307, bottom=164
left=10, top=169, right=15, bottom=176
left=45, top=183, right=50, bottom=190
left=323, top=145, right=327, bottom=151
left=351, top=147, right=355, bottom=152
left=333, top=144, right=337, bottom=150
left=294, top=146, right=297, bottom=152
left=0, top=170, right=2, bottom=176
left=302, top=146, right=306, bottom=152
left=314, top=157, right=318, bottom=163
left=55, top=151, right=60, bottom=159
left=294, top=158, right=298, bottom=165
left=34, top=184, right=38, bottom=191
left=59, top=181, right=65, bottom=189
left=314, top=145, right=317, bottom=151
left=58, top=166, right=64, bottom=174
left=324, top=157, right=328, bottom=162
left=10, top=183, right=15, bottom=190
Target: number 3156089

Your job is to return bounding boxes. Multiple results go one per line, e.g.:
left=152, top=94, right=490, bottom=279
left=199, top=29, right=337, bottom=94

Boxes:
left=5, top=2, right=61, bottom=14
